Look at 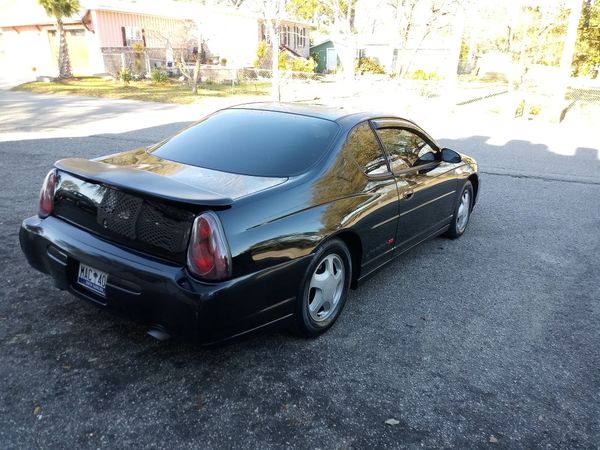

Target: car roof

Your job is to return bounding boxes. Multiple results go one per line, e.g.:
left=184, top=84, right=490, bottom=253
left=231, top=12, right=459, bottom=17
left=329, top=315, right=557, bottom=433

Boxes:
left=229, top=102, right=357, bottom=121
left=229, top=102, right=409, bottom=125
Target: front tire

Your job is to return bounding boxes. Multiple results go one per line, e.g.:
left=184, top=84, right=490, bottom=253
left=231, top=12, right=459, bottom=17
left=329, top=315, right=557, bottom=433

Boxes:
left=446, top=181, right=473, bottom=239
left=293, top=239, right=352, bottom=337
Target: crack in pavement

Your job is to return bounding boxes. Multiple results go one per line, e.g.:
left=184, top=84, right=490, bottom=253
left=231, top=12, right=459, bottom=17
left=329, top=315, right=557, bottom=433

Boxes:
left=481, top=169, right=600, bottom=186
left=89, top=134, right=158, bottom=145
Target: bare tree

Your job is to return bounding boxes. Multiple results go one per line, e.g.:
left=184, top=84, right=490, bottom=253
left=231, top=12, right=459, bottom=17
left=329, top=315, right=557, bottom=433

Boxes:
left=387, top=0, right=461, bottom=78
left=147, top=21, right=202, bottom=93
left=328, top=0, right=357, bottom=80
left=218, top=0, right=247, bottom=7
left=257, top=0, right=288, bottom=100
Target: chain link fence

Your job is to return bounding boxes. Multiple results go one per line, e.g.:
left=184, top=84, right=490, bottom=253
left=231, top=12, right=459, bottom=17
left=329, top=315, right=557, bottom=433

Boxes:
left=103, top=52, right=151, bottom=79
left=495, top=65, right=600, bottom=123
left=179, top=67, right=323, bottom=101
left=98, top=50, right=599, bottom=124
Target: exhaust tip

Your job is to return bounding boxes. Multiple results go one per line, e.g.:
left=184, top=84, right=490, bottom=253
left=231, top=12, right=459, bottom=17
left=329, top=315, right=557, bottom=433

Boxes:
left=147, top=326, right=171, bottom=341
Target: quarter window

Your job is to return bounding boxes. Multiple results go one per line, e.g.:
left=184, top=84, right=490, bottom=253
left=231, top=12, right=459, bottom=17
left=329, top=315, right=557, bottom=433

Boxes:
left=344, top=123, right=389, bottom=176
left=375, top=128, right=435, bottom=171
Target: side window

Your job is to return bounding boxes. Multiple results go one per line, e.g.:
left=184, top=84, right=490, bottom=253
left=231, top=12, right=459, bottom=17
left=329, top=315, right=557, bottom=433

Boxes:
left=376, top=128, right=436, bottom=170
left=344, top=122, right=390, bottom=176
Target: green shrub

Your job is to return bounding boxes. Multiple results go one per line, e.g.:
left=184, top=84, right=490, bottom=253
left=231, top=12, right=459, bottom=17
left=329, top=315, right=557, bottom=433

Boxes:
left=255, top=41, right=270, bottom=69
left=355, top=57, right=385, bottom=75
left=288, top=58, right=316, bottom=73
left=409, top=69, right=442, bottom=80
left=150, top=68, right=169, bottom=84
left=528, top=104, right=541, bottom=116
left=411, top=69, right=428, bottom=80
left=120, top=68, right=132, bottom=85
left=278, top=52, right=288, bottom=70
left=515, top=99, right=526, bottom=117
left=311, top=52, right=320, bottom=67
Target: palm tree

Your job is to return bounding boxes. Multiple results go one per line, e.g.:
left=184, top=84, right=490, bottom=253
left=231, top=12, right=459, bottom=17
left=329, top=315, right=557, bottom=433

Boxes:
left=39, top=0, right=81, bottom=78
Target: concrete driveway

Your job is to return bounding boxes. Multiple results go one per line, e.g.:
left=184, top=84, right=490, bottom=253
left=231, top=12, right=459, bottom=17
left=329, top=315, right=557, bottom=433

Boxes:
left=0, top=92, right=598, bottom=448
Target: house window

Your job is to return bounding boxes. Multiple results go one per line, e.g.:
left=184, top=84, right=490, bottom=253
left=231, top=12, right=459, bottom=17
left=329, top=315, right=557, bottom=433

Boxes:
left=297, top=27, right=306, bottom=47
left=282, top=26, right=289, bottom=47
left=122, top=26, right=144, bottom=47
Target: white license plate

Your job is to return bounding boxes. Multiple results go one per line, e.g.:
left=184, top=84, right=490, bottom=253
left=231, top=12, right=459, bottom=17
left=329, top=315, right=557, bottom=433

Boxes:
left=77, top=263, right=108, bottom=297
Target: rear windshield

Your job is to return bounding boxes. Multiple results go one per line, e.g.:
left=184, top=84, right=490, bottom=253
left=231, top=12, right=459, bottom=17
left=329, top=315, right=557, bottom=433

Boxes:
left=150, top=109, right=340, bottom=177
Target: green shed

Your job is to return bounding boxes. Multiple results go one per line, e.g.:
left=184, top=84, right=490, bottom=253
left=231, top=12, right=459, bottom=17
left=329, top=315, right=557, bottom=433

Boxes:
left=310, top=40, right=339, bottom=74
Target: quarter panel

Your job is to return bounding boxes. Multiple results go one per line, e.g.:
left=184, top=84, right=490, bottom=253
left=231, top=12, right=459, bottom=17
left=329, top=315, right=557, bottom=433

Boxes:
left=217, top=136, right=401, bottom=280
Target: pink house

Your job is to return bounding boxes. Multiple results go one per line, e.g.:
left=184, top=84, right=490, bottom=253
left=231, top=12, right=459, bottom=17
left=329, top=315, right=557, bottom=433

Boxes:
left=0, top=0, right=312, bottom=79
left=0, top=0, right=195, bottom=77
left=84, top=4, right=196, bottom=75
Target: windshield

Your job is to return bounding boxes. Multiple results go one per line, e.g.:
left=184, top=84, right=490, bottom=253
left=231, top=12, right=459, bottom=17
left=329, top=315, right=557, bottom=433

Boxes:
left=150, top=109, right=340, bottom=177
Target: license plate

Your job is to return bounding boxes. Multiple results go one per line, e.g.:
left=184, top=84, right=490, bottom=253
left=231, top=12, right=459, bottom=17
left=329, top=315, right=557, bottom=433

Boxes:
left=77, top=263, right=108, bottom=297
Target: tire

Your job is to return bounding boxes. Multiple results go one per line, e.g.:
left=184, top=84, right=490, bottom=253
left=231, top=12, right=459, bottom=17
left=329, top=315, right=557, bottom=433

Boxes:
left=445, top=181, right=473, bottom=239
left=293, top=238, right=352, bottom=337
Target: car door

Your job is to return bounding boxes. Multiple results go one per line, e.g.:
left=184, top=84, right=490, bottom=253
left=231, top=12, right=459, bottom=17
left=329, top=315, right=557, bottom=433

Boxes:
left=340, top=121, right=401, bottom=275
left=372, top=120, right=459, bottom=251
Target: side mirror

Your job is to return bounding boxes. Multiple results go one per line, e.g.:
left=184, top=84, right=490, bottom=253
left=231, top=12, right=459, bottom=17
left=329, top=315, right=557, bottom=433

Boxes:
left=440, top=148, right=462, bottom=164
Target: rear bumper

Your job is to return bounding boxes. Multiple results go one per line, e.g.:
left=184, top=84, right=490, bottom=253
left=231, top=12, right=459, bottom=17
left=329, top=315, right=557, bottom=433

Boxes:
left=19, top=216, right=310, bottom=344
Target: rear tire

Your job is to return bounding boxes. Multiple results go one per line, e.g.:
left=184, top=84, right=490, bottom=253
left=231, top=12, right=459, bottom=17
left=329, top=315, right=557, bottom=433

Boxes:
left=293, top=239, right=352, bottom=337
left=445, top=181, right=473, bottom=239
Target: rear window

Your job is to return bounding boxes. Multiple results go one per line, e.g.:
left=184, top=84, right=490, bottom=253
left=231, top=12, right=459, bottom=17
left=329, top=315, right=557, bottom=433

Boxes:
left=150, top=109, right=340, bottom=177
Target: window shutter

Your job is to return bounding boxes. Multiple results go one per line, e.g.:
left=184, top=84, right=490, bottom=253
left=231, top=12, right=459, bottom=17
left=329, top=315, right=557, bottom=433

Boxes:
left=121, top=26, right=127, bottom=47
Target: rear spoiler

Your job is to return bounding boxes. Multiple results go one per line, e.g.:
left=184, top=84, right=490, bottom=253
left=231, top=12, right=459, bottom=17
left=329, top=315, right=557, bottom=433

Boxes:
left=54, top=158, right=233, bottom=207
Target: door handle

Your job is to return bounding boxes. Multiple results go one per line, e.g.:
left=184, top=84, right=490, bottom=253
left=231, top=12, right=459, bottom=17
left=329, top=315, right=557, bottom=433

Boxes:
left=417, top=162, right=441, bottom=174
left=403, top=190, right=414, bottom=200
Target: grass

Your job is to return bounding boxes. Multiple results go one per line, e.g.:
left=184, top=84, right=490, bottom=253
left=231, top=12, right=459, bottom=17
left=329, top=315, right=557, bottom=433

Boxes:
left=12, top=77, right=271, bottom=104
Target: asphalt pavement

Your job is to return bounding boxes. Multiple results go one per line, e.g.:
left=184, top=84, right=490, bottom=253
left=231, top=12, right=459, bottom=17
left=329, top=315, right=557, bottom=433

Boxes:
left=0, top=91, right=599, bottom=448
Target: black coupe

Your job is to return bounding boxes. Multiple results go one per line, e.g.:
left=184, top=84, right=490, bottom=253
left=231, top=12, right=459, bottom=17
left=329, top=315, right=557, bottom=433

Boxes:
left=20, top=103, right=479, bottom=344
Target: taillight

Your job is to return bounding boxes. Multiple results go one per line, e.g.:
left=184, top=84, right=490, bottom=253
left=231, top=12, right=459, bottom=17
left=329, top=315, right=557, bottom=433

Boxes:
left=187, top=211, right=232, bottom=281
left=38, top=169, right=57, bottom=218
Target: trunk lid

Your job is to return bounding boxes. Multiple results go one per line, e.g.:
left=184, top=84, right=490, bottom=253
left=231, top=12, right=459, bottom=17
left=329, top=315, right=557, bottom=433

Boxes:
left=52, top=149, right=287, bottom=263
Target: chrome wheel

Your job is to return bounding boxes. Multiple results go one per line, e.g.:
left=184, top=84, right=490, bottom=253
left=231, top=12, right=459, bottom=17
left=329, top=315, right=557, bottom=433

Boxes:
left=456, top=189, right=471, bottom=233
left=308, top=254, right=345, bottom=323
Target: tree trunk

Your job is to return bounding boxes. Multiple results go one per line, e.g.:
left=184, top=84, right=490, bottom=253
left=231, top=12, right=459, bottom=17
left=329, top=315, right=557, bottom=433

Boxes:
left=556, top=0, right=583, bottom=122
left=56, top=18, right=72, bottom=78
left=339, top=0, right=356, bottom=80
left=396, top=24, right=412, bottom=79
left=191, top=58, right=201, bottom=94
left=332, top=38, right=355, bottom=80
left=269, top=21, right=280, bottom=101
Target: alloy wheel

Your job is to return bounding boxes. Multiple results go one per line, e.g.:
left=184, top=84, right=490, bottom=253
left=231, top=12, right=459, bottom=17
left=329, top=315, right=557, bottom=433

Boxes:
left=456, top=189, right=471, bottom=233
left=307, top=254, right=345, bottom=322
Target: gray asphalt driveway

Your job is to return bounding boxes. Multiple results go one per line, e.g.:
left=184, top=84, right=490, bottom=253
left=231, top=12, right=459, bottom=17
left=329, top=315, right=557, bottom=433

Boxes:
left=1, top=93, right=599, bottom=448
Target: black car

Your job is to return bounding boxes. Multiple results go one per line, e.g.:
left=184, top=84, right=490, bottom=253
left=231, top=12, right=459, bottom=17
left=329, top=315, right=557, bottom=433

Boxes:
left=20, top=103, right=479, bottom=344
